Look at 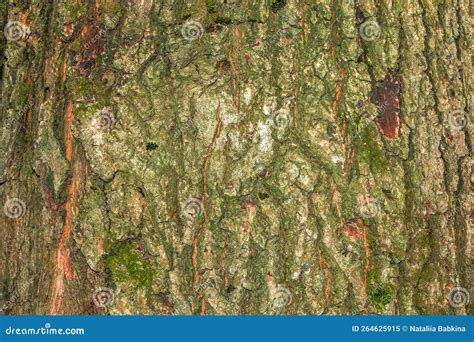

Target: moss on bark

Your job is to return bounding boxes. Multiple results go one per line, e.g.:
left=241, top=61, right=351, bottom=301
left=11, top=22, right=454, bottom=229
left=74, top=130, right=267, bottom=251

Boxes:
left=0, top=0, right=472, bottom=316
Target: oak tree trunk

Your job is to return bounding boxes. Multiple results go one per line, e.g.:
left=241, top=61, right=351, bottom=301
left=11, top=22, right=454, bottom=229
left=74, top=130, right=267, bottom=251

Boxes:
left=0, top=0, right=472, bottom=315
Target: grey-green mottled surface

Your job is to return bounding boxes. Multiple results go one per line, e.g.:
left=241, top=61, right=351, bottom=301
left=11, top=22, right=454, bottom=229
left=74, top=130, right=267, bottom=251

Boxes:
left=0, top=0, right=472, bottom=315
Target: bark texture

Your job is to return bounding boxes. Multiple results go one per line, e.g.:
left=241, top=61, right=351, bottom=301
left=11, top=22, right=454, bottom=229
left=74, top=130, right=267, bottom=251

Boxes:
left=0, top=0, right=472, bottom=315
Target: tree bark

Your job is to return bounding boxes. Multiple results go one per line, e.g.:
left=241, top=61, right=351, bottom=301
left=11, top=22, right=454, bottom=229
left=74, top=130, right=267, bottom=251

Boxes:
left=0, top=0, right=472, bottom=315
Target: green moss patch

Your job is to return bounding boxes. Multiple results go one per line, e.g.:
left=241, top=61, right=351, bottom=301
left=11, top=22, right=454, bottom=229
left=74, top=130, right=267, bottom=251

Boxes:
left=107, top=243, right=153, bottom=290
left=367, top=270, right=393, bottom=310
left=356, top=126, right=389, bottom=173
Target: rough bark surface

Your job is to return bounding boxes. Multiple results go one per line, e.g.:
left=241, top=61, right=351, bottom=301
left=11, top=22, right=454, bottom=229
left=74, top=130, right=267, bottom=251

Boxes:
left=0, top=0, right=472, bottom=315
